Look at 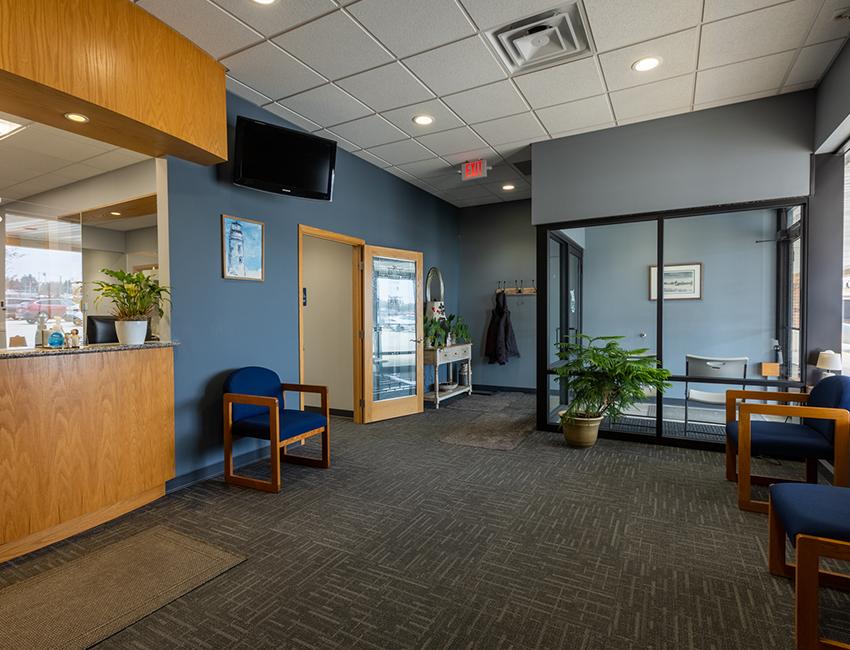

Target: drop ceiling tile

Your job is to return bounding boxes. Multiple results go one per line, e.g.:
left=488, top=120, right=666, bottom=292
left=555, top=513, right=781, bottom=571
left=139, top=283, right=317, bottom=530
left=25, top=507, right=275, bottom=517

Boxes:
left=485, top=180, right=530, bottom=198
left=513, top=58, right=604, bottom=109
left=458, top=0, right=564, bottom=30
left=782, top=80, right=817, bottom=92
left=609, top=74, right=694, bottom=121
left=381, top=100, right=465, bottom=136
left=352, top=149, right=391, bottom=168
left=329, top=115, right=407, bottom=148
left=583, top=0, right=703, bottom=52
left=336, top=63, right=434, bottom=112
left=211, top=0, right=336, bottom=37
left=550, top=121, right=615, bottom=138
left=443, top=81, right=528, bottom=124
left=442, top=184, right=496, bottom=200
left=138, top=0, right=261, bottom=59
left=695, top=51, right=795, bottom=104
left=226, top=75, right=272, bottom=106
left=397, top=157, right=453, bottom=178
left=786, top=39, right=845, bottom=85
left=263, top=102, right=321, bottom=132
left=694, top=89, right=776, bottom=110
left=81, top=148, right=150, bottom=171
left=483, top=164, right=524, bottom=182
left=806, top=0, right=850, bottom=45
left=221, top=42, right=325, bottom=100
left=272, top=12, right=392, bottom=80
left=699, top=2, right=818, bottom=69
left=404, top=36, right=506, bottom=96
left=50, top=162, right=108, bottom=184
left=314, top=129, right=359, bottom=152
left=600, top=29, right=698, bottom=91
left=491, top=139, right=542, bottom=160
left=348, top=0, right=476, bottom=58
left=443, top=147, right=498, bottom=165
left=473, top=112, right=546, bottom=146
left=279, top=84, right=372, bottom=126
left=703, top=0, right=788, bottom=22
left=616, top=109, right=689, bottom=126
left=536, top=94, right=614, bottom=132
left=417, top=126, right=488, bottom=156
left=366, top=139, right=434, bottom=165
left=427, top=170, right=466, bottom=191
left=4, top=125, right=114, bottom=162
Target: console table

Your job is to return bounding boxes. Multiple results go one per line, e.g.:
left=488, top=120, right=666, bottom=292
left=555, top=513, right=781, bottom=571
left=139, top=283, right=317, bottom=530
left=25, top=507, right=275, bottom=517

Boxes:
left=424, top=343, right=472, bottom=409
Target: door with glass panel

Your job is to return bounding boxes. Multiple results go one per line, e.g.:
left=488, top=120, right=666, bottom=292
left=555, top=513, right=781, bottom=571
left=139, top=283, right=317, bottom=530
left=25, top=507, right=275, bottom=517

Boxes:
left=362, top=245, right=423, bottom=422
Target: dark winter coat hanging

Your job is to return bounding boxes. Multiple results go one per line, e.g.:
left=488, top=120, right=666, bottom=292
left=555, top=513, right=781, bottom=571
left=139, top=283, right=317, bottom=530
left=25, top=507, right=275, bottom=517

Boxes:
left=484, top=291, right=520, bottom=365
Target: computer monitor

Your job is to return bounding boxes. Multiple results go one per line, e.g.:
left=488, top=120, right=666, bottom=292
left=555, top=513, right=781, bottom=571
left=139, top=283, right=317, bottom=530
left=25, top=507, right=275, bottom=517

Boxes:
left=86, top=315, right=152, bottom=344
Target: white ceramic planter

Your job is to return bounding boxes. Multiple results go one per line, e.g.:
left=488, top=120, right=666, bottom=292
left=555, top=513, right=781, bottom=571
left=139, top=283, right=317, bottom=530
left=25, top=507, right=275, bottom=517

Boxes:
left=115, top=319, right=148, bottom=346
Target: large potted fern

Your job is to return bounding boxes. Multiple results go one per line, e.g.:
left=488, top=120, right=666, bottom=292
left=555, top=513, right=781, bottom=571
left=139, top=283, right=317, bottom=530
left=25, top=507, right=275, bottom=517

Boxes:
left=554, top=334, right=671, bottom=447
left=93, top=269, right=170, bottom=345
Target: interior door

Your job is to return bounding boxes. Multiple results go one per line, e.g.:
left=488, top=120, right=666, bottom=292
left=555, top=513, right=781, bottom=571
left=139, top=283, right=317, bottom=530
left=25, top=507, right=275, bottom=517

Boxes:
left=362, top=245, right=423, bottom=422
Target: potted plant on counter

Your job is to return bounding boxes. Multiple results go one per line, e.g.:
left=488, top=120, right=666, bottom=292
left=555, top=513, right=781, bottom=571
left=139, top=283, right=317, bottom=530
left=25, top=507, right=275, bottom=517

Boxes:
left=554, top=334, right=670, bottom=448
left=93, top=268, right=170, bottom=345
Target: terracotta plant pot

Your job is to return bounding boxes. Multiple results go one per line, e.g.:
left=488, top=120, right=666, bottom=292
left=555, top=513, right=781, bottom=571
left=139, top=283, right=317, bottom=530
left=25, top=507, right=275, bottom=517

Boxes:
left=562, top=415, right=603, bottom=448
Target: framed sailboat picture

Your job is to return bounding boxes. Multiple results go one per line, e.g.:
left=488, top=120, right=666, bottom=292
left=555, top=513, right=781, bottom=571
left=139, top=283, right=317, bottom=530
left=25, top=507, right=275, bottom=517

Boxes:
left=649, top=263, right=702, bottom=300
left=222, top=214, right=264, bottom=281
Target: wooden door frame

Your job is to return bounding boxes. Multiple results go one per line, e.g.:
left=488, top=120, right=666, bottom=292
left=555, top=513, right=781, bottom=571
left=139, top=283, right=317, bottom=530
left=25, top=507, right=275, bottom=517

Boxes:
left=298, top=224, right=365, bottom=423
left=362, top=245, right=424, bottom=423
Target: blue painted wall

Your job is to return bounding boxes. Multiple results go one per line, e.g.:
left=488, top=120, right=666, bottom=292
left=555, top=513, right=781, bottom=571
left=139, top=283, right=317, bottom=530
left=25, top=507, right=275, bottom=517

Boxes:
left=167, top=92, right=459, bottom=483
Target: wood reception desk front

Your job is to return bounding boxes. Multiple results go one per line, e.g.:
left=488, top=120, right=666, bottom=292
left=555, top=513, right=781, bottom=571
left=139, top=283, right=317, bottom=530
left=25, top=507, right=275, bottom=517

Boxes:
left=0, top=342, right=175, bottom=562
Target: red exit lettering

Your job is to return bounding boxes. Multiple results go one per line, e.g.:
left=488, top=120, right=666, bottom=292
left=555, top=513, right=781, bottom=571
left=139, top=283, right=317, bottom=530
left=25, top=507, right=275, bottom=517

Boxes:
left=461, top=159, right=487, bottom=181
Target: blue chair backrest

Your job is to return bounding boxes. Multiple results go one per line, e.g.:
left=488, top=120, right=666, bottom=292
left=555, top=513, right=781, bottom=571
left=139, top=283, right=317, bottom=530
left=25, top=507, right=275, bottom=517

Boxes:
left=224, top=366, right=282, bottom=422
left=805, top=375, right=850, bottom=443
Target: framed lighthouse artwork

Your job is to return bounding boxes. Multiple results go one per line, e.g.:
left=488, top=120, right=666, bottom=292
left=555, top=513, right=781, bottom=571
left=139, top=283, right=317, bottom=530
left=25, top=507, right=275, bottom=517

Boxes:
left=222, top=214, right=264, bottom=281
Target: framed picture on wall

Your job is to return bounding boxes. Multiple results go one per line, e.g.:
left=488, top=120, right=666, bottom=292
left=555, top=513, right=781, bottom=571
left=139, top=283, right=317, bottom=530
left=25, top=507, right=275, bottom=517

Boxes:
left=222, top=214, right=264, bottom=281
left=649, top=263, right=702, bottom=300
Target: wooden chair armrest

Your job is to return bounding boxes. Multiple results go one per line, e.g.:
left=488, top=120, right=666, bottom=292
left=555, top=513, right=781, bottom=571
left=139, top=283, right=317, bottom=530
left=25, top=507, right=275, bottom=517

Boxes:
left=281, top=383, right=327, bottom=396
left=725, top=390, right=809, bottom=422
left=223, top=393, right=279, bottom=408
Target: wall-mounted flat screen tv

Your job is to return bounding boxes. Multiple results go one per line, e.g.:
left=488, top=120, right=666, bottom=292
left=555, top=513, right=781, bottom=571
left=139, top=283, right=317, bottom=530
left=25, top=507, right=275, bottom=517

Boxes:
left=233, top=116, right=336, bottom=201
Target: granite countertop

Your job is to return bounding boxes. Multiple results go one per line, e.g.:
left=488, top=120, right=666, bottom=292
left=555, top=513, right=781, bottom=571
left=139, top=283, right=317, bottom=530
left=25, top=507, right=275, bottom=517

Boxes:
left=0, top=340, right=177, bottom=359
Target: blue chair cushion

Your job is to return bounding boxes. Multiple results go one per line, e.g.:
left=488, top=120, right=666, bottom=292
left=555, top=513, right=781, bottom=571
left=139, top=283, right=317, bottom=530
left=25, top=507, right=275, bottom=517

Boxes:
left=231, top=408, right=327, bottom=441
left=770, top=483, right=850, bottom=545
left=224, top=367, right=283, bottom=421
left=726, top=420, right=834, bottom=460
left=803, top=375, right=850, bottom=444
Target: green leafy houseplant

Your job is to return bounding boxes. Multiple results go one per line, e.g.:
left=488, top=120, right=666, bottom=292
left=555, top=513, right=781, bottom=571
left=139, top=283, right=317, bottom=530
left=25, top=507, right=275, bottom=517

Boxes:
left=554, top=334, right=671, bottom=447
left=424, top=314, right=470, bottom=348
left=92, top=268, right=170, bottom=320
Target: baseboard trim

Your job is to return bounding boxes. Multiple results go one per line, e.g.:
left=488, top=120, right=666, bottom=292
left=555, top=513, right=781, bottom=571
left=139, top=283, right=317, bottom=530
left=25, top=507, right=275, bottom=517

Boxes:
left=166, top=447, right=269, bottom=494
left=304, top=405, right=354, bottom=418
left=474, top=384, right=536, bottom=394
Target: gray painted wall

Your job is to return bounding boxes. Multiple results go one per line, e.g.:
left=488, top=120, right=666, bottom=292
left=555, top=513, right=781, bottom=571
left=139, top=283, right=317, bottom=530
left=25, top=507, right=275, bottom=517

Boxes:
left=532, top=92, right=814, bottom=225
left=167, top=92, right=459, bottom=484
left=568, top=210, right=777, bottom=398
left=815, top=40, right=850, bottom=153
left=458, top=200, right=536, bottom=389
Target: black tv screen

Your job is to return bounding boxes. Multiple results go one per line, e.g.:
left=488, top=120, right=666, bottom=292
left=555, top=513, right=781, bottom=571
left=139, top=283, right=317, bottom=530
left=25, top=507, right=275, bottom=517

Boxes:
left=233, top=116, right=336, bottom=201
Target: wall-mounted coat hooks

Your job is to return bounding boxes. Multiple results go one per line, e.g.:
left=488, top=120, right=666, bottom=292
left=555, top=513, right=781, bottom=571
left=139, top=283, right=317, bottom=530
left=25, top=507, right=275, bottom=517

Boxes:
left=496, top=279, right=536, bottom=296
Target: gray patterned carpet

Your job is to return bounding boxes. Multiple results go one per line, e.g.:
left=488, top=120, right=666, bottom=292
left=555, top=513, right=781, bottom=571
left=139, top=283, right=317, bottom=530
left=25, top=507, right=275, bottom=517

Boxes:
left=2, top=395, right=849, bottom=649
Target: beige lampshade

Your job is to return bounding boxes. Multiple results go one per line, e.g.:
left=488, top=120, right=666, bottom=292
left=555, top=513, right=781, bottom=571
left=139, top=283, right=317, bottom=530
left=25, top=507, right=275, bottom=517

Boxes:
left=816, top=350, right=843, bottom=371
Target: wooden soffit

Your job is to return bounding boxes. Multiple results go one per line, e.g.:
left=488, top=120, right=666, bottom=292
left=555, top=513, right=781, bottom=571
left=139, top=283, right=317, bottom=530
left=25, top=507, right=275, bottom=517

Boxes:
left=0, top=0, right=227, bottom=165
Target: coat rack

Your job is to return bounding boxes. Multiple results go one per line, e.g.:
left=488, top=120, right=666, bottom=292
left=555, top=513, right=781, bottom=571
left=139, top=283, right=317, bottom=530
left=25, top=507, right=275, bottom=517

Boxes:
left=496, top=280, right=537, bottom=296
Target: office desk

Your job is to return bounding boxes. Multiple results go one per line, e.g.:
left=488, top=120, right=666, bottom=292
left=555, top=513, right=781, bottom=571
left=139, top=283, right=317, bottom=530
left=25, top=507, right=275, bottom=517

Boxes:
left=0, top=342, right=175, bottom=562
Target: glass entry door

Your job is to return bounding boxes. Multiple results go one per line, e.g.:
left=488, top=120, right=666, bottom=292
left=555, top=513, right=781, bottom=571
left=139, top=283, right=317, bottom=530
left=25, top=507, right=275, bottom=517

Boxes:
left=362, top=245, right=423, bottom=422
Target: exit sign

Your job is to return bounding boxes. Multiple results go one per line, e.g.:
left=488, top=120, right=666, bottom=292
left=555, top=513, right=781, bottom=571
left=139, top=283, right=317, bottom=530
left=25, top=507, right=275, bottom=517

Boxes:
left=461, top=159, right=487, bottom=181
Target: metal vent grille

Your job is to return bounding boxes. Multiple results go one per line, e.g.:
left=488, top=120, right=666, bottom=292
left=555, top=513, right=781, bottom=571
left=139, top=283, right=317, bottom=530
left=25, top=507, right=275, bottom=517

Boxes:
left=486, top=2, right=591, bottom=74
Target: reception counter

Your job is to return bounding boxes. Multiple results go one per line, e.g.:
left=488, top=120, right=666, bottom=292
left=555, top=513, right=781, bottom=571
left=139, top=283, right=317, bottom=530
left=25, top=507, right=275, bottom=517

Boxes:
left=0, top=342, right=176, bottom=562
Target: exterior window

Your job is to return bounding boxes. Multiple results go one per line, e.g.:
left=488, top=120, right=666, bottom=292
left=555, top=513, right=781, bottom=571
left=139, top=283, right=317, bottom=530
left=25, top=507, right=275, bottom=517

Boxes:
left=843, top=153, right=850, bottom=373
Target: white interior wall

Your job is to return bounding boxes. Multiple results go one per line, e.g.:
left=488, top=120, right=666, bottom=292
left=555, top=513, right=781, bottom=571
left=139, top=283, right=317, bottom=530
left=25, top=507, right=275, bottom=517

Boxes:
left=302, top=236, right=354, bottom=411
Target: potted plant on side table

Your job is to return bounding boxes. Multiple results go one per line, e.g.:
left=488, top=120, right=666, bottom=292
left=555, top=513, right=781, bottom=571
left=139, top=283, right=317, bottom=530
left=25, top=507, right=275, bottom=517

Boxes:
left=93, top=268, right=170, bottom=345
left=554, top=334, right=671, bottom=448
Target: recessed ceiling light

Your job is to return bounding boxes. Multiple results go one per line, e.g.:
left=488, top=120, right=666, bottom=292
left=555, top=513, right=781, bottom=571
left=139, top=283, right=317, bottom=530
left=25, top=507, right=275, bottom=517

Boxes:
left=412, top=114, right=434, bottom=126
left=252, top=0, right=277, bottom=4
left=110, top=211, right=121, bottom=216
left=0, top=117, right=24, bottom=138
left=502, top=184, right=516, bottom=191
left=64, top=112, right=90, bottom=123
left=632, top=57, right=661, bottom=72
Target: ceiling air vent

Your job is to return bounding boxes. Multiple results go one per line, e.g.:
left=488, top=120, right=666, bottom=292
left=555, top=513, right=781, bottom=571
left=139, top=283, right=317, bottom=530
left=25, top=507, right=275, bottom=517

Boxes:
left=486, top=2, right=591, bottom=74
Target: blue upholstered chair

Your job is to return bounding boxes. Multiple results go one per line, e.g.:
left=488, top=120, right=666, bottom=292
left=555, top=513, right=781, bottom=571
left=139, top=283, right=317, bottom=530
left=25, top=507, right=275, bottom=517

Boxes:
left=223, top=367, right=330, bottom=492
left=724, top=375, right=850, bottom=512
left=768, top=484, right=850, bottom=649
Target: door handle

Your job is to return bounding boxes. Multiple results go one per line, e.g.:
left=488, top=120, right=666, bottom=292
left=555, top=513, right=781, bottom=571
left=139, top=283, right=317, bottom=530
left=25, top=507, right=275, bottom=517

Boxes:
left=410, top=338, right=423, bottom=343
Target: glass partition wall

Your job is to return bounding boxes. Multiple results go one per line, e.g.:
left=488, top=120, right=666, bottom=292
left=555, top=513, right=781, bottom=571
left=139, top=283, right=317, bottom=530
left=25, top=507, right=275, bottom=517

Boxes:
left=539, top=201, right=807, bottom=448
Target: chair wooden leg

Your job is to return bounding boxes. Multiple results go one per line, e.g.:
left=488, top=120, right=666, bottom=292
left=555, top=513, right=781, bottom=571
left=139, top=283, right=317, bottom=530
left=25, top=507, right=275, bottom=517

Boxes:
left=223, top=406, right=234, bottom=484
left=806, top=458, right=819, bottom=484
left=769, top=501, right=794, bottom=578
left=726, top=440, right=737, bottom=482
left=795, top=536, right=821, bottom=650
left=321, top=424, right=330, bottom=469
